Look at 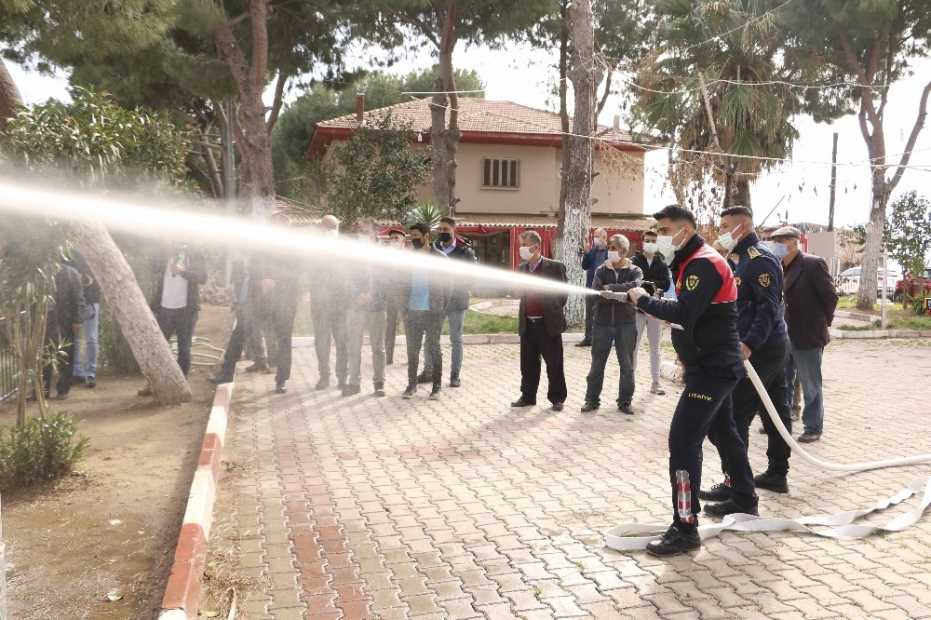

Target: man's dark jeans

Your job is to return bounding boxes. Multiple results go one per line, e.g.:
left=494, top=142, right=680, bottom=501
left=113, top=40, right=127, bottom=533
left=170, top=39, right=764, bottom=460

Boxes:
left=582, top=295, right=596, bottom=342
left=156, top=307, right=197, bottom=376
left=405, top=311, right=443, bottom=386
left=584, top=321, right=637, bottom=406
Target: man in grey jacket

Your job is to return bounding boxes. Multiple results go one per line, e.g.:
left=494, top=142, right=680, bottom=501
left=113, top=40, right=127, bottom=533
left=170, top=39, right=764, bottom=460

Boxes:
left=418, top=217, right=476, bottom=388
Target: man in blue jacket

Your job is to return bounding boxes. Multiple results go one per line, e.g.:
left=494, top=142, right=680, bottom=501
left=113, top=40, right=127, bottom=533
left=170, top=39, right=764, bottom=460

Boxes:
left=702, top=206, right=793, bottom=513
left=578, top=227, right=609, bottom=347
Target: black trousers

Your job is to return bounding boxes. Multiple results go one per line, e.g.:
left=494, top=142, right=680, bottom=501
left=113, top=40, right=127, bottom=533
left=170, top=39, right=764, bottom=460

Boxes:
left=385, top=300, right=401, bottom=364
left=219, top=311, right=248, bottom=380
left=668, top=367, right=752, bottom=528
left=519, top=320, right=568, bottom=405
left=43, top=324, right=75, bottom=396
left=157, top=307, right=197, bottom=376
left=709, top=341, right=792, bottom=476
left=270, top=298, right=298, bottom=385
left=405, top=311, right=443, bottom=386
left=582, top=295, right=596, bottom=342
left=312, top=303, right=347, bottom=383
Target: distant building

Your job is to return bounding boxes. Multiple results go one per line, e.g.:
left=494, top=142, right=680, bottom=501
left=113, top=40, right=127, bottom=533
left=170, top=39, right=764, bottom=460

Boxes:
left=307, top=97, right=657, bottom=268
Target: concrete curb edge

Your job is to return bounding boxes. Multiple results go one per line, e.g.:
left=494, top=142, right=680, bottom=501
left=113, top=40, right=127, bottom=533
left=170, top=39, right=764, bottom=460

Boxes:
left=158, top=382, right=233, bottom=620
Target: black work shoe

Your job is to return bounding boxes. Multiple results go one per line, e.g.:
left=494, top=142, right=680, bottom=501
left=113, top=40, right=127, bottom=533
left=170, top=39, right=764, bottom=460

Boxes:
left=798, top=432, right=822, bottom=443
left=429, top=384, right=441, bottom=400
left=699, top=481, right=732, bottom=502
left=342, top=384, right=361, bottom=397
left=373, top=383, right=386, bottom=398
left=449, top=377, right=461, bottom=388
left=575, top=340, right=592, bottom=347
left=275, top=381, right=287, bottom=394
left=754, top=470, right=789, bottom=494
left=337, top=378, right=347, bottom=390
left=246, top=362, right=269, bottom=373
left=83, top=377, right=96, bottom=389
left=416, top=372, right=432, bottom=384
left=208, top=376, right=232, bottom=385
left=646, top=524, right=701, bottom=557
left=402, top=384, right=416, bottom=399
left=704, top=496, right=759, bottom=518
left=551, top=402, right=564, bottom=412
left=315, top=378, right=329, bottom=391
left=618, top=402, right=634, bottom=415
left=580, top=402, right=599, bottom=413
left=511, top=397, right=534, bottom=408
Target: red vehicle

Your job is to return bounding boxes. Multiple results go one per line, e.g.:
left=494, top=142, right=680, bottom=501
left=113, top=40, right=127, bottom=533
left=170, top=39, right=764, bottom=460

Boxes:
left=896, top=267, right=931, bottom=309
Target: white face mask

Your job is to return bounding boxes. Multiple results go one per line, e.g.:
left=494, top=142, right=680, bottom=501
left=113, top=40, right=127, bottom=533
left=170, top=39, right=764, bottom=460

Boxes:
left=594, top=237, right=607, bottom=248
left=607, top=250, right=620, bottom=263
left=717, top=231, right=737, bottom=252
left=642, top=242, right=657, bottom=255
left=519, top=246, right=535, bottom=261
left=656, top=235, right=677, bottom=260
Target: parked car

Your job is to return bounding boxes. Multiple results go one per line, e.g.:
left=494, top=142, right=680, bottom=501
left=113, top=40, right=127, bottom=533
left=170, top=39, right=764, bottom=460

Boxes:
left=837, top=266, right=903, bottom=298
left=895, top=267, right=931, bottom=305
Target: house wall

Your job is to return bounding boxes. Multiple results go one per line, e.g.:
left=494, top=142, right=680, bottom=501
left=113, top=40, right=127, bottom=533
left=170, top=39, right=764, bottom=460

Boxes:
left=323, top=138, right=646, bottom=217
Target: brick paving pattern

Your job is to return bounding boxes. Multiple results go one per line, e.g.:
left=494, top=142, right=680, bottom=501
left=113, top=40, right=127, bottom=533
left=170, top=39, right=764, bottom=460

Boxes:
left=206, top=338, right=931, bottom=619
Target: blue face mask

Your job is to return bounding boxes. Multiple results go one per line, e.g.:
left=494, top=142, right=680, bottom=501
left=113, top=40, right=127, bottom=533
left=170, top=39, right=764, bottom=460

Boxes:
left=767, top=241, right=790, bottom=259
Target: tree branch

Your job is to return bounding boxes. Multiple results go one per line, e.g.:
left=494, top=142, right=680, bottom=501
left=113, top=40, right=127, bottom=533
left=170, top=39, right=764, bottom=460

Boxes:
left=596, top=69, right=613, bottom=120
left=266, top=70, right=288, bottom=132
left=888, top=79, right=931, bottom=192
left=250, top=0, right=270, bottom=97
left=410, top=15, right=440, bottom=48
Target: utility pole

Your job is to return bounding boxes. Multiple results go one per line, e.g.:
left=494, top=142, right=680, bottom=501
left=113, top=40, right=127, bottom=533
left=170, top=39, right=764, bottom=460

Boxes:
left=828, top=132, right=838, bottom=231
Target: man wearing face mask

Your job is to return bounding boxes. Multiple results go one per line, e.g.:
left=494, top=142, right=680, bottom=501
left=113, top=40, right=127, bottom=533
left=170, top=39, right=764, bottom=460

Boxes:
left=771, top=226, right=838, bottom=443
left=701, top=206, right=793, bottom=511
left=512, top=230, right=569, bottom=411
left=632, top=230, right=672, bottom=395
left=626, top=205, right=756, bottom=556
left=310, top=214, right=349, bottom=391
left=578, top=227, right=609, bottom=347
left=583, top=234, right=643, bottom=414
left=418, top=216, right=477, bottom=388
left=400, top=223, right=451, bottom=399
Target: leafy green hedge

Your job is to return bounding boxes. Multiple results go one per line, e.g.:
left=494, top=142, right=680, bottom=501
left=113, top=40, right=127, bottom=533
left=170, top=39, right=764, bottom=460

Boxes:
left=0, top=413, right=88, bottom=490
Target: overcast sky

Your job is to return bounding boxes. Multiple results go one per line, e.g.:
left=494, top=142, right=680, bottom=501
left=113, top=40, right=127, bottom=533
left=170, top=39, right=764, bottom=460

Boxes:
left=8, top=39, right=930, bottom=230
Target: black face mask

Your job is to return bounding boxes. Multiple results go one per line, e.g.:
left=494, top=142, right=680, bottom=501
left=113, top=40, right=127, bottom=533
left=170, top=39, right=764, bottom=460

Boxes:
left=411, top=238, right=424, bottom=249
left=438, top=232, right=452, bottom=244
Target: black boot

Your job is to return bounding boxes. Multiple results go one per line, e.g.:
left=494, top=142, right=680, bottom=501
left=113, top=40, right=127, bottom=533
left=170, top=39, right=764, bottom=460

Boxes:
left=699, top=479, right=732, bottom=502
left=341, top=384, right=361, bottom=397
left=704, top=495, right=759, bottom=518
left=373, top=383, right=386, bottom=398
left=646, top=524, right=701, bottom=557
left=275, top=380, right=287, bottom=394
left=754, top=470, right=789, bottom=494
left=429, top=384, right=441, bottom=400
left=402, top=384, right=416, bottom=399
left=416, top=372, right=432, bottom=384
left=315, top=377, right=329, bottom=391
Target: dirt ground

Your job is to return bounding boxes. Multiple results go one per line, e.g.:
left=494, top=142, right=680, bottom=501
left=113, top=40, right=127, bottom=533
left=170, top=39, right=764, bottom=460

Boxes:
left=1, top=303, right=231, bottom=620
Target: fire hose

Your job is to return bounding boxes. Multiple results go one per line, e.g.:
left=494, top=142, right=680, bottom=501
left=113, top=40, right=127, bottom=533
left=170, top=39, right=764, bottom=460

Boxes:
left=596, top=302, right=931, bottom=551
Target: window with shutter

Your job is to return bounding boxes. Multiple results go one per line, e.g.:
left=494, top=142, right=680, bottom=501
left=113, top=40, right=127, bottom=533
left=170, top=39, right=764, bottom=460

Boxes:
left=480, top=158, right=520, bottom=189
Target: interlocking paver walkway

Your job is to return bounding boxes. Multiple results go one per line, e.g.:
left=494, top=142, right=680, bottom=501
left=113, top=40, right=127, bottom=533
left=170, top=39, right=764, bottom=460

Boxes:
left=205, top=338, right=931, bottom=619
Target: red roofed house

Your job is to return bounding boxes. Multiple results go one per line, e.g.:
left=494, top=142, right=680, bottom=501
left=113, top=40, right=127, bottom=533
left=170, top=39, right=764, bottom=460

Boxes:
left=307, top=97, right=656, bottom=269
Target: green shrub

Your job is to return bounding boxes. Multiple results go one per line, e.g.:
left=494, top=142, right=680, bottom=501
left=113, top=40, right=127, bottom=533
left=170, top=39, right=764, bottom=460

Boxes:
left=0, top=413, right=88, bottom=490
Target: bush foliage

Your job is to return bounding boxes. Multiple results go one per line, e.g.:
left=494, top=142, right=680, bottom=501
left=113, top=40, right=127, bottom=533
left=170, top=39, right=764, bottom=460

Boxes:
left=0, top=412, right=88, bottom=490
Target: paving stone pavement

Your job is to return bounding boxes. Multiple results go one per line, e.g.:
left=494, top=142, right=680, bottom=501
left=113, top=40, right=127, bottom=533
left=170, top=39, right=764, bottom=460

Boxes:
left=205, top=338, right=931, bottom=620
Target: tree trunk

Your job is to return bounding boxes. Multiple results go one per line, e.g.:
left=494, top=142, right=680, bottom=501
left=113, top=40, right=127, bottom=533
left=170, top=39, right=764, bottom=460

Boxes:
left=0, top=59, right=23, bottom=130
left=558, top=0, right=599, bottom=326
left=556, top=0, right=570, bottom=226
left=733, top=177, right=751, bottom=208
left=213, top=1, right=275, bottom=217
left=71, top=224, right=192, bottom=405
left=857, top=171, right=886, bottom=308
left=430, top=3, right=460, bottom=215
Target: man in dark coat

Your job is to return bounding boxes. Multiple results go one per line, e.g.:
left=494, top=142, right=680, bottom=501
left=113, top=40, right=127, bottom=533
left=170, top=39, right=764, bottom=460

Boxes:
left=144, top=243, right=207, bottom=391
left=43, top=262, right=90, bottom=400
left=511, top=230, right=569, bottom=411
left=419, top=216, right=477, bottom=388
left=578, top=227, right=608, bottom=347
left=771, top=226, right=838, bottom=443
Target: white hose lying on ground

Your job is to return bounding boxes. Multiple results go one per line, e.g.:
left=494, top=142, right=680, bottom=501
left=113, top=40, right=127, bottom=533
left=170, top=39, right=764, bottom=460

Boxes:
left=604, top=359, right=931, bottom=552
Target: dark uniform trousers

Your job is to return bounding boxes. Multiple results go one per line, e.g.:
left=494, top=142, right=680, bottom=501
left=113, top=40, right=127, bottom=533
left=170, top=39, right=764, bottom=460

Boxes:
left=270, top=295, right=298, bottom=385
left=670, top=367, right=754, bottom=526
left=519, top=319, right=568, bottom=405
left=157, top=307, right=197, bottom=376
left=710, top=341, right=792, bottom=476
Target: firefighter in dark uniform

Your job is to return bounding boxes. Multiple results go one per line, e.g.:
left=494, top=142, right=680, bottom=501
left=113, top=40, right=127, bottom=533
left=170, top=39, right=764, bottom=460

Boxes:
left=702, top=207, right=792, bottom=510
left=627, top=205, right=757, bottom=556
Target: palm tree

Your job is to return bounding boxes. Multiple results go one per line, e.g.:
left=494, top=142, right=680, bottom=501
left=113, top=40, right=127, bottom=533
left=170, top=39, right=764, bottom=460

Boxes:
left=633, top=0, right=800, bottom=214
